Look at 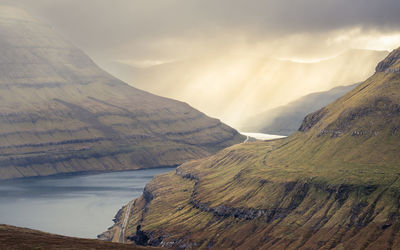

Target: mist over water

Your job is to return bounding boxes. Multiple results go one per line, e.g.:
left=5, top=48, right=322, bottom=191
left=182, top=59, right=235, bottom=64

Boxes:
left=0, top=168, right=175, bottom=238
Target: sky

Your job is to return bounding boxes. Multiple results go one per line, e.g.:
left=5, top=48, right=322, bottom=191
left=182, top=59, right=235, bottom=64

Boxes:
left=4, top=0, right=400, bottom=127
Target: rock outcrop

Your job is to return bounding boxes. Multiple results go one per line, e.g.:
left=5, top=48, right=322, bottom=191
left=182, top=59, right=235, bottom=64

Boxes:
left=376, top=48, right=400, bottom=72
left=0, top=6, right=244, bottom=180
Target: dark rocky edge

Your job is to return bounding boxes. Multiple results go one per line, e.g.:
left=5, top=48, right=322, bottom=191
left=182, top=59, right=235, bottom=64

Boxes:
left=376, top=49, right=400, bottom=72
left=298, top=107, right=327, bottom=132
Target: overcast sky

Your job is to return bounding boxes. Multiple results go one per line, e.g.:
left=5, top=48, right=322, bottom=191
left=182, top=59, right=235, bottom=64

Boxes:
left=6, top=0, right=400, bottom=62
left=3, top=0, right=400, bottom=126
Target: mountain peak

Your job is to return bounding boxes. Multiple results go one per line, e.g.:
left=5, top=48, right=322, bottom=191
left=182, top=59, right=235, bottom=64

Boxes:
left=375, top=46, right=400, bottom=73
left=0, top=6, right=244, bottom=180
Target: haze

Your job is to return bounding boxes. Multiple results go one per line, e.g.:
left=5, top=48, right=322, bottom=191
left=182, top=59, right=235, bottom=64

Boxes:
left=5, top=0, right=400, bottom=126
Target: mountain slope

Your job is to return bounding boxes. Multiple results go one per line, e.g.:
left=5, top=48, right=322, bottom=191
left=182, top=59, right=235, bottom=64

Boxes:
left=118, top=48, right=400, bottom=249
left=240, top=83, right=360, bottom=135
left=0, top=6, right=244, bottom=180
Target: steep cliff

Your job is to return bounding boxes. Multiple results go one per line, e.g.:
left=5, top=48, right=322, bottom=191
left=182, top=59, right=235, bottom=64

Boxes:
left=122, top=48, right=400, bottom=249
left=0, top=6, right=244, bottom=180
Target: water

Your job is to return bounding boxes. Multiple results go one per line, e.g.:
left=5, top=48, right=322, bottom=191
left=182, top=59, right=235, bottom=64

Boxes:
left=0, top=167, right=175, bottom=238
left=241, top=132, right=287, bottom=141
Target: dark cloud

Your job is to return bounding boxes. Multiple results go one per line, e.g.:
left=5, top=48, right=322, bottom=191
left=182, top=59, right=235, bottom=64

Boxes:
left=4, top=0, right=400, bottom=57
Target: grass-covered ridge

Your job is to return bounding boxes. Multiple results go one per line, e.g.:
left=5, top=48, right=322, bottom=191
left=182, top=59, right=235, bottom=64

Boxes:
left=119, top=48, right=400, bottom=249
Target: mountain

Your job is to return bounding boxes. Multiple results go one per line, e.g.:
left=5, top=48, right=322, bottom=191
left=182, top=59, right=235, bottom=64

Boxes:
left=102, top=49, right=388, bottom=126
left=111, top=48, right=400, bottom=249
left=0, top=224, right=153, bottom=249
left=0, top=6, right=244, bottom=180
left=240, top=83, right=360, bottom=135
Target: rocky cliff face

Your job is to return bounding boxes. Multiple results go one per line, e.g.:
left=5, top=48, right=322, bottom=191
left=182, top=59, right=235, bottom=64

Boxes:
left=121, top=48, right=400, bottom=249
left=0, top=6, right=244, bottom=180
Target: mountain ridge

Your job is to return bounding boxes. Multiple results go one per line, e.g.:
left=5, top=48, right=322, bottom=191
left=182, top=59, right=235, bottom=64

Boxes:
left=114, top=47, right=400, bottom=249
left=0, top=6, right=244, bottom=180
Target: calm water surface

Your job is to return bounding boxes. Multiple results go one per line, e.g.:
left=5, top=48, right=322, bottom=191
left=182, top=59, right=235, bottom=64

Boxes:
left=0, top=168, right=175, bottom=238
left=241, top=132, right=287, bottom=140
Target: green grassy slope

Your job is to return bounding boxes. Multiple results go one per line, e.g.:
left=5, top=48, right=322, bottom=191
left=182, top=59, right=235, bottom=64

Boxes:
left=121, top=48, right=400, bottom=249
left=0, top=6, right=244, bottom=180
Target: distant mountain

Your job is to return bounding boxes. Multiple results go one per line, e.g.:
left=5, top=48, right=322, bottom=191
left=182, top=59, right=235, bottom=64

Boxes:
left=240, top=83, right=360, bottom=135
left=0, top=6, right=244, bottom=180
left=102, top=48, right=388, bottom=126
left=115, top=47, right=400, bottom=249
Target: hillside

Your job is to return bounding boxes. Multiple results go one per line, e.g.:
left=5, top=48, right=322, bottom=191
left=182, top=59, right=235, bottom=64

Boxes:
left=0, top=6, right=244, bottom=180
left=0, top=224, right=155, bottom=249
left=240, top=83, right=360, bottom=135
left=116, top=48, right=400, bottom=249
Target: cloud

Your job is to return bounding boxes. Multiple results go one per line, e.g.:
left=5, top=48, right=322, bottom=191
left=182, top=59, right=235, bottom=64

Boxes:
left=7, top=0, right=400, bottom=59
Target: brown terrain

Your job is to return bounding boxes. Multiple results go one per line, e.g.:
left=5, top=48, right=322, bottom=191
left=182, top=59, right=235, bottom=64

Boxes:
left=0, top=224, right=158, bottom=250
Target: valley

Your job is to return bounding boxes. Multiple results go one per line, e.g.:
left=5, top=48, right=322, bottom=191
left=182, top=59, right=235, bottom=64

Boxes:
left=104, top=50, right=388, bottom=127
left=0, top=2, right=399, bottom=250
